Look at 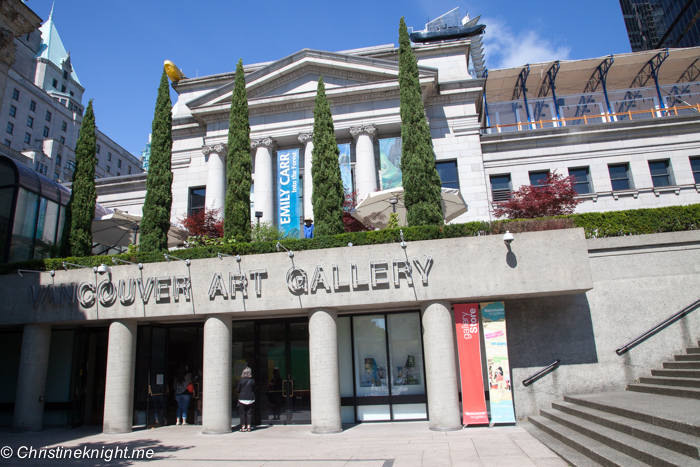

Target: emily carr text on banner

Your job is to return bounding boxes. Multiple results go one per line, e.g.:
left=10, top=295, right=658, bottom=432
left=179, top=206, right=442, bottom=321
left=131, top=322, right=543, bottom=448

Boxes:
left=453, top=303, right=488, bottom=425
left=277, top=149, right=300, bottom=238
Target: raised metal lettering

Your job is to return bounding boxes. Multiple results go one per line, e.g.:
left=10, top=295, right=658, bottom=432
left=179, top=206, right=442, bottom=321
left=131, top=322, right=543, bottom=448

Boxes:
left=286, top=266, right=307, bottom=293
left=392, top=259, right=413, bottom=286
left=332, top=264, right=349, bottom=290
left=173, top=275, right=191, bottom=302
left=413, top=256, right=433, bottom=285
left=249, top=269, right=267, bottom=296
left=229, top=271, right=247, bottom=298
left=310, top=265, right=331, bottom=293
left=370, top=260, right=390, bottom=287
left=208, top=272, right=228, bottom=299
left=78, top=282, right=96, bottom=307
left=117, top=279, right=136, bottom=305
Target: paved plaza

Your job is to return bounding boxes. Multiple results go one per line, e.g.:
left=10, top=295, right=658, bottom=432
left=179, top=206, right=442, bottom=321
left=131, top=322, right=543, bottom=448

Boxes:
left=0, top=422, right=567, bottom=467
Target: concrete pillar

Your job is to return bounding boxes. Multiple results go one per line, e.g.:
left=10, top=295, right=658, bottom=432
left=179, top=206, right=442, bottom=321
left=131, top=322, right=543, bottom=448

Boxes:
left=309, top=308, right=342, bottom=433
left=421, top=300, right=461, bottom=431
left=202, top=315, right=232, bottom=434
left=12, top=323, right=52, bottom=432
left=103, top=320, right=137, bottom=434
left=298, top=133, right=314, bottom=220
left=203, top=144, right=227, bottom=215
left=252, top=137, right=275, bottom=224
left=350, top=125, right=377, bottom=204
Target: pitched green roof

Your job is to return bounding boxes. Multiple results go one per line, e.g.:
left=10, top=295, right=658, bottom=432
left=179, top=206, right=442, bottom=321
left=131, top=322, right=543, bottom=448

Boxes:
left=35, top=6, right=81, bottom=85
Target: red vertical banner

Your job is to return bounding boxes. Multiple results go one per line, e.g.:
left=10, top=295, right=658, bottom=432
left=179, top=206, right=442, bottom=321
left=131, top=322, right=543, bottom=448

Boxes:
left=454, top=303, right=489, bottom=425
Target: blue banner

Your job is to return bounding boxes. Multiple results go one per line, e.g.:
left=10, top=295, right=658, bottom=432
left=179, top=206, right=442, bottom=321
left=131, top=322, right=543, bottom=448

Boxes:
left=480, top=301, right=516, bottom=424
left=379, top=137, right=402, bottom=190
left=277, top=149, right=300, bottom=238
left=338, top=143, right=352, bottom=195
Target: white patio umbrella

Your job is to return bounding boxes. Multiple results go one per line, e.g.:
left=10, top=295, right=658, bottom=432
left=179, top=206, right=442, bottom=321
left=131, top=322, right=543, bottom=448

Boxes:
left=92, top=209, right=189, bottom=249
left=351, top=187, right=468, bottom=229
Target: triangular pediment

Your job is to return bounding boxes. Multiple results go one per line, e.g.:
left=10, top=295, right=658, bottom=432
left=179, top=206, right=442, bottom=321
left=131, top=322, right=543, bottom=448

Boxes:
left=186, top=49, right=437, bottom=111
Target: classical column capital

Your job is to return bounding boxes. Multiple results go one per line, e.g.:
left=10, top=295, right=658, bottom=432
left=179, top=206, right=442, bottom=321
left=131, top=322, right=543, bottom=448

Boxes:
left=250, top=137, right=275, bottom=149
left=350, top=124, right=377, bottom=140
left=298, top=132, right=314, bottom=144
left=201, top=144, right=227, bottom=155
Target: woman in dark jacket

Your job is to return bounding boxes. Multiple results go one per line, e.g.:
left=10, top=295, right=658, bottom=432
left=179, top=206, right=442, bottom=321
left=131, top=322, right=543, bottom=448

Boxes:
left=236, top=367, right=255, bottom=432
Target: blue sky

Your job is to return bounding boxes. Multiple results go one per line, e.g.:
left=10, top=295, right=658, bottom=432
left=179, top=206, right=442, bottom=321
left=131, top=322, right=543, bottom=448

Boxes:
left=28, top=1, right=631, bottom=158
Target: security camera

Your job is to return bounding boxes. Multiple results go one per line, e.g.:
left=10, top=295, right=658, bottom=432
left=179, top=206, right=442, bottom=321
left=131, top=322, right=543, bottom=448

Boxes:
left=96, top=264, right=112, bottom=275
left=503, top=231, right=514, bottom=245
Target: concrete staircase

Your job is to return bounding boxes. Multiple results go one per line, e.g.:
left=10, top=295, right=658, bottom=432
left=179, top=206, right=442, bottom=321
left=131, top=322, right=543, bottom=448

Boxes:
left=523, top=341, right=700, bottom=466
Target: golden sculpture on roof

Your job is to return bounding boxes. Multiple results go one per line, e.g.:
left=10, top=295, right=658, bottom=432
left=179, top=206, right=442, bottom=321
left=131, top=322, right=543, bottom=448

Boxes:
left=164, top=60, right=186, bottom=82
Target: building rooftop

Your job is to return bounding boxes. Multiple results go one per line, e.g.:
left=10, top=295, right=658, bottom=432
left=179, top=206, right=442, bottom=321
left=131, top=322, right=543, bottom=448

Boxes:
left=35, top=6, right=81, bottom=85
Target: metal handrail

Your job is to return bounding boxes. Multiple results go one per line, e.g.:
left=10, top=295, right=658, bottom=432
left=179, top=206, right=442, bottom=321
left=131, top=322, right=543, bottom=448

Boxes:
left=484, top=103, right=700, bottom=133
left=616, top=298, right=700, bottom=355
left=522, top=360, right=560, bottom=387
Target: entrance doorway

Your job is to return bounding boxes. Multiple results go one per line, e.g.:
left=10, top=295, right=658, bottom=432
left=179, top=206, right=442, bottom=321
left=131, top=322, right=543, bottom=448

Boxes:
left=71, top=327, right=109, bottom=427
left=232, top=319, right=310, bottom=426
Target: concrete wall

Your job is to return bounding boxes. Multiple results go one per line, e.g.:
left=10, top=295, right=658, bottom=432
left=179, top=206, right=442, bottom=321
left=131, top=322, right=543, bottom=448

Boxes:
left=509, top=230, right=700, bottom=419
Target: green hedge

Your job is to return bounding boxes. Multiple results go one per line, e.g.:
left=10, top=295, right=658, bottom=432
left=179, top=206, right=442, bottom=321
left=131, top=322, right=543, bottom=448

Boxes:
left=2, top=204, right=698, bottom=275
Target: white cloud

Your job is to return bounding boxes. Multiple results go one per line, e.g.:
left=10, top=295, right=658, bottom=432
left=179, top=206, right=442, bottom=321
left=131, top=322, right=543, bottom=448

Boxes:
left=482, top=18, right=571, bottom=69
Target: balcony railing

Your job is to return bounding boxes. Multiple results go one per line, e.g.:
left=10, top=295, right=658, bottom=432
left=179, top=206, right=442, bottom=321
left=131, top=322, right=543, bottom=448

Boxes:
left=483, top=103, right=700, bottom=134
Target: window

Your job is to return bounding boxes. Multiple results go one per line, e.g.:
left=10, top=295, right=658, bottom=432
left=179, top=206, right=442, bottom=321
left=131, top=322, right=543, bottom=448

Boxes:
left=106, top=165, right=110, bottom=173
left=107, top=152, right=111, bottom=161
left=117, top=159, right=122, bottom=168
left=568, top=167, right=592, bottom=195
left=34, top=161, right=39, bottom=171
left=59, top=136, right=65, bottom=144
left=26, top=116, right=33, bottom=128
left=61, top=85, right=66, bottom=93
left=52, top=78, right=57, bottom=88
left=56, top=154, right=61, bottom=166
left=435, top=161, right=459, bottom=189
left=24, top=133, right=31, bottom=144
left=116, top=172, right=120, bottom=176
left=63, top=71, right=68, bottom=80
left=529, top=170, right=550, bottom=187
left=67, top=160, right=76, bottom=171
left=189, top=187, right=206, bottom=216
left=96, top=144, right=100, bottom=154
left=608, top=163, right=632, bottom=191
left=67, top=102, right=73, bottom=111
left=54, top=172, right=60, bottom=180
left=6, top=122, right=13, bottom=135
left=70, top=91, right=74, bottom=97
left=648, top=160, right=673, bottom=187
left=61, top=121, right=67, bottom=132
left=45, top=111, right=51, bottom=122
left=691, top=157, right=700, bottom=184
left=29, top=100, right=36, bottom=112
left=490, top=174, right=512, bottom=202
left=127, top=166, right=132, bottom=174
left=4, top=139, right=10, bottom=147
left=43, top=126, right=49, bottom=137
left=9, top=105, right=16, bottom=117
left=12, top=89, right=19, bottom=100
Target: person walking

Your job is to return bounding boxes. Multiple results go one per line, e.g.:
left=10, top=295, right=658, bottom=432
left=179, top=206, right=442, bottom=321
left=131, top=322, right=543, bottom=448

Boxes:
left=236, top=367, right=255, bottom=432
left=173, top=364, right=193, bottom=425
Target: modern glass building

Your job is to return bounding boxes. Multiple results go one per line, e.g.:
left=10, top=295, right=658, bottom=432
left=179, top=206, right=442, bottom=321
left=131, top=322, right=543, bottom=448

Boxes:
left=0, top=155, right=69, bottom=263
left=620, top=0, right=700, bottom=51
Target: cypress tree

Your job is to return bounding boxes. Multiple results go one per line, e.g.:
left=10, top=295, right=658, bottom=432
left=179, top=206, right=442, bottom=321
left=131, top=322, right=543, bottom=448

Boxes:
left=311, top=77, right=345, bottom=236
left=224, top=59, right=252, bottom=241
left=60, top=100, right=97, bottom=257
left=140, top=69, right=173, bottom=252
left=398, top=17, right=444, bottom=226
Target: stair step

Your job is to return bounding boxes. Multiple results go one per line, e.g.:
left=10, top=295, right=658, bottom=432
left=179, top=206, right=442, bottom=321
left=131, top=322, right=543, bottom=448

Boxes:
left=640, top=375, right=700, bottom=388
left=651, top=368, right=700, bottom=378
left=664, top=361, right=700, bottom=369
left=519, top=419, right=604, bottom=467
left=688, top=347, right=700, bottom=354
left=529, top=414, right=648, bottom=467
left=564, top=391, right=700, bottom=437
left=540, top=408, right=700, bottom=467
left=676, top=354, right=700, bottom=361
left=628, top=382, right=700, bottom=399
left=551, top=400, right=700, bottom=459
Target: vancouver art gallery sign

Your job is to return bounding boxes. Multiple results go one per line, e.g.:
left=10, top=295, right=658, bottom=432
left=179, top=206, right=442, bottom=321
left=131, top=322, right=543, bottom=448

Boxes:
left=28, top=256, right=435, bottom=309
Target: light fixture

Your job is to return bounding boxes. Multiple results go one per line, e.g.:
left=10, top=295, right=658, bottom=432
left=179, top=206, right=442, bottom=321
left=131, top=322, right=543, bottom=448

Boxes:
left=112, top=257, right=143, bottom=270
left=276, top=242, right=294, bottom=258
left=389, top=197, right=398, bottom=213
left=18, top=269, right=55, bottom=277
left=218, top=252, right=242, bottom=263
left=400, top=229, right=407, bottom=249
left=503, top=230, right=514, bottom=244
left=96, top=264, right=113, bottom=276
left=255, top=211, right=263, bottom=227
left=164, top=253, right=191, bottom=267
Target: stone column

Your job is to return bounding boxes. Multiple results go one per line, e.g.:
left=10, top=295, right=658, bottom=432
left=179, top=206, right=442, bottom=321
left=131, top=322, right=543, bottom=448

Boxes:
left=309, top=308, right=342, bottom=434
left=202, top=143, right=227, bottom=214
left=103, top=320, right=137, bottom=434
left=298, top=133, right=314, bottom=220
left=421, top=300, right=461, bottom=431
left=12, top=323, right=52, bottom=432
left=202, top=315, right=232, bottom=434
left=251, top=137, right=275, bottom=224
left=350, top=125, right=377, bottom=204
